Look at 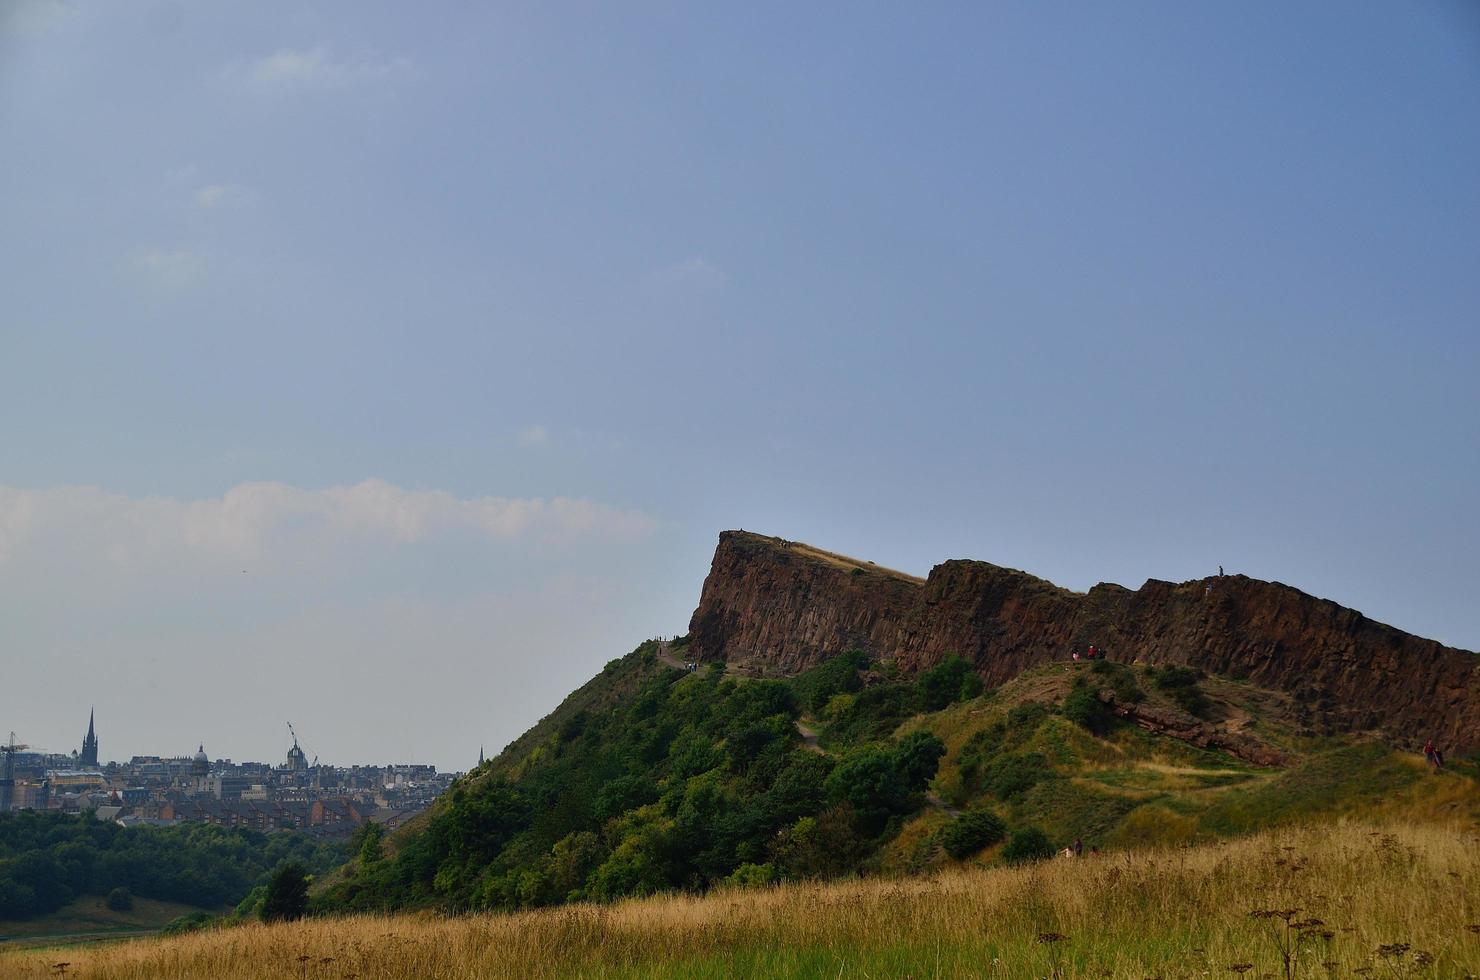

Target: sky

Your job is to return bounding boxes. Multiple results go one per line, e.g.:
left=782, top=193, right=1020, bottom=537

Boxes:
left=2, top=1, right=1477, bottom=771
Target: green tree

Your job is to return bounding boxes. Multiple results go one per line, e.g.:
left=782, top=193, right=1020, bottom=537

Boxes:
left=825, top=748, right=910, bottom=834
left=105, top=886, right=133, bottom=911
left=350, top=822, right=385, bottom=866
left=260, top=862, right=309, bottom=923
left=892, top=730, right=946, bottom=791
left=918, top=655, right=978, bottom=711
left=1001, top=826, right=1054, bottom=864
left=940, top=810, right=1006, bottom=859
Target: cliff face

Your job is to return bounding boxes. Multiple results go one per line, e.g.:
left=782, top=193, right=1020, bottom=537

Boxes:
left=687, top=531, right=1480, bottom=752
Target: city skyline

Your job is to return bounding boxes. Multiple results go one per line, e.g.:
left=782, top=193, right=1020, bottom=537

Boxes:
left=20, top=708, right=469, bottom=771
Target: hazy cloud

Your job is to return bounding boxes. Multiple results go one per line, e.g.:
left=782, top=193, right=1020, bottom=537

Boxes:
left=0, top=479, right=655, bottom=571
left=242, top=45, right=411, bottom=89
left=517, top=425, right=550, bottom=448
left=131, top=248, right=205, bottom=290
left=0, top=481, right=665, bottom=768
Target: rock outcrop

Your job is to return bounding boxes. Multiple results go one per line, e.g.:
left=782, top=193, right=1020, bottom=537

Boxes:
left=687, top=531, right=1480, bottom=753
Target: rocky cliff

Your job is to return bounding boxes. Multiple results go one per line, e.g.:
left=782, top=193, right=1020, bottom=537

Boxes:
left=687, top=531, right=1480, bottom=752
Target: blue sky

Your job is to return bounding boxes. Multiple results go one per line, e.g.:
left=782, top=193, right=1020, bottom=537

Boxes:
left=2, top=1, right=1477, bottom=769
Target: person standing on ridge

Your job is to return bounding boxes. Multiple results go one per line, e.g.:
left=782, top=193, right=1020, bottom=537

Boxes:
left=1218, top=565, right=1224, bottom=577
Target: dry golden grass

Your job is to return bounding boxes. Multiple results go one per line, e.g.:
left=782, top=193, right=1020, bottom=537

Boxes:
left=6, top=819, right=1477, bottom=978
left=743, top=532, right=926, bottom=584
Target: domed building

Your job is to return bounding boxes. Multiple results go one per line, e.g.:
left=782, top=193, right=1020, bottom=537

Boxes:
left=190, top=744, right=211, bottom=796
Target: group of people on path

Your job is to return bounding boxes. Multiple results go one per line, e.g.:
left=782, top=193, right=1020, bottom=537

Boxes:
left=1071, top=644, right=1106, bottom=663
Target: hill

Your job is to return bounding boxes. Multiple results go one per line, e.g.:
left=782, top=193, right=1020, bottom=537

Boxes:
left=310, top=533, right=1478, bottom=916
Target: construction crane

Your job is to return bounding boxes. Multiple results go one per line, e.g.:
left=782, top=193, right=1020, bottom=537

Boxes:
left=286, top=722, right=310, bottom=772
left=1, top=733, right=31, bottom=813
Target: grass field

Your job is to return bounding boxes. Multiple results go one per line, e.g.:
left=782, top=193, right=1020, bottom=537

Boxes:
left=4, top=819, right=1475, bottom=978
left=0, top=895, right=217, bottom=947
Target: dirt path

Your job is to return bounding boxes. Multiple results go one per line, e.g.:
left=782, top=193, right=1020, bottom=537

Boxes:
left=794, top=721, right=824, bottom=754
left=654, top=641, right=687, bottom=671
left=925, top=792, right=961, bottom=818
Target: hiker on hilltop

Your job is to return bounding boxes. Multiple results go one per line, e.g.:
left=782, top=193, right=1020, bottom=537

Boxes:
left=1218, top=565, right=1224, bottom=577
left=1423, top=738, right=1440, bottom=771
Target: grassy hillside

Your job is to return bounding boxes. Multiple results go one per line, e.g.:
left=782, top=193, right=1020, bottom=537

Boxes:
left=5, top=819, right=1476, bottom=977
left=316, top=642, right=1480, bottom=921
left=872, top=658, right=1480, bottom=871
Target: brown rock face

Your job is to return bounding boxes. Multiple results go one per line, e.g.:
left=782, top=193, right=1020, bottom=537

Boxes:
left=687, top=531, right=1480, bottom=753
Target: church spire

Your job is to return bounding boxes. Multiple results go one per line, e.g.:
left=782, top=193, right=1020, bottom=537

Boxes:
left=80, top=708, right=99, bottom=768
left=478, top=745, right=484, bottom=767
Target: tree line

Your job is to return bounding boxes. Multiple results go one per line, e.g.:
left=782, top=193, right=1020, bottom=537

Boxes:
left=0, top=809, right=343, bottom=919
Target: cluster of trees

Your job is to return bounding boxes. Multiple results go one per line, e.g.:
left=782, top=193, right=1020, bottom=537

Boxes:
left=796, top=652, right=984, bottom=746
left=0, top=809, right=343, bottom=920
left=319, top=648, right=961, bottom=914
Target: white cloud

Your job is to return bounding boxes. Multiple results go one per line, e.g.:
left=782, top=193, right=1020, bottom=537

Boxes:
left=242, top=45, right=411, bottom=89
left=0, top=479, right=654, bottom=570
left=131, top=248, right=205, bottom=290
left=651, top=256, right=727, bottom=290
left=517, top=425, right=550, bottom=448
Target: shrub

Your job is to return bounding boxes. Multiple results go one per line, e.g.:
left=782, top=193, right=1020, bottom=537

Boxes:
left=1004, top=702, right=1049, bottom=741
left=261, top=862, right=309, bottom=923
left=724, top=862, right=780, bottom=888
left=892, top=730, right=946, bottom=792
left=793, top=650, right=869, bottom=714
left=105, top=886, right=133, bottom=912
left=1001, top=826, right=1054, bottom=864
left=940, top=809, right=1007, bottom=859
left=825, top=683, right=921, bottom=746
left=1062, top=682, right=1117, bottom=735
left=592, top=775, right=660, bottom=824
left=1149, top=665, right=1210, bottom=717
left=919, top=655, right=979, bottom=711
left=160, top=911, right=218, bottom=935
left=982, top=753, right=1049, bottom=802
left=1111, top=670, right=1146, bottom=704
